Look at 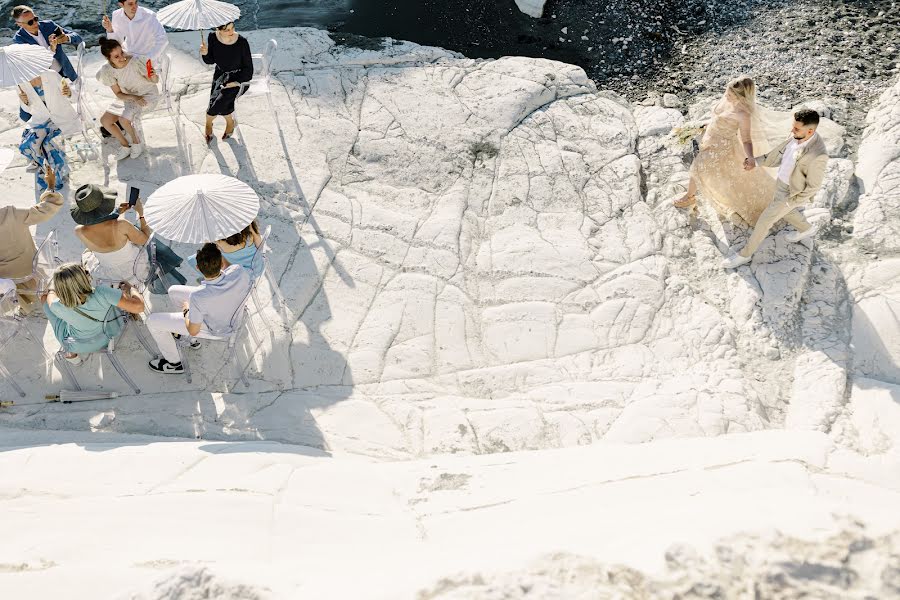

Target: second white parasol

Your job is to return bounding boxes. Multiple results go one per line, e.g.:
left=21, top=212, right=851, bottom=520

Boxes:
left=0, top=44, right=54, bottom=88
left=157, top=0, right=241, bottom=42
left=144, top=174, right=260, bottom=244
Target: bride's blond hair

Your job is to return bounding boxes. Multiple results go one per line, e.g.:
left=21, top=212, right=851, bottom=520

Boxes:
left=726, top=75, right=756, bottom=113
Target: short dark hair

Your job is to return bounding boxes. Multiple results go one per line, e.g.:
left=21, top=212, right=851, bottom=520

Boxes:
left=11, top=5, right=34, bottom=20
left=196, top=243, right=223, bottom=278
left=794, top=108, right=820, bottom=127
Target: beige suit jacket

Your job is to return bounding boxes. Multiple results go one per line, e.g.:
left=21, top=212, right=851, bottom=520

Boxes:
left=0, top=191, right=64, bottom=280
left=756, top=134, right=829, bottom=205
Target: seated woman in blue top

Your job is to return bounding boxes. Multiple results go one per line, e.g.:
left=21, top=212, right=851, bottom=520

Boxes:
left=41, top=263, right=145, bottom=364
left=189, top=220, right=263, bottom=278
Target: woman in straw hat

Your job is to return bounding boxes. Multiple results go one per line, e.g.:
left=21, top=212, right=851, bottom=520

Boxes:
left=40, top=263, right=144, bottom=364
left=71, top=182, right=152, bottom=286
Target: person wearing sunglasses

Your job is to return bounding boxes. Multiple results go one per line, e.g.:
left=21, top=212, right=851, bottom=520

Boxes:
left=10, top=5, right=82, bottom=124
left=101, top=0, right=168, bottom=64
left=199, top=21, right=252, bottom=143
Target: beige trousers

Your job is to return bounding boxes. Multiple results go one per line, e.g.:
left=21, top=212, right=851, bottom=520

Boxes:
left=741, top=181, right=811, bottom=257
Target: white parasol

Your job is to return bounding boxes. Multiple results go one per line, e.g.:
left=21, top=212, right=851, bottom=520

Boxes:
left=144, top=174, right=259, bottom=244
left=0, top=44, right=54, bottom=88
left=157, top=0, right=241, bottom=42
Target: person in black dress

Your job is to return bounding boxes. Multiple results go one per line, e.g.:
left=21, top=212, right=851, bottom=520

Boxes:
left=200, top=22, right=252, bottom=143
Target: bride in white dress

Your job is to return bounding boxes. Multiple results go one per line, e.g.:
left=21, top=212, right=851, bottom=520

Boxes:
left=673, top=75, right=840, bottom=225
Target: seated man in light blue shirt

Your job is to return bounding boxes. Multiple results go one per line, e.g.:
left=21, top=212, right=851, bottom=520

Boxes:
left=146, top=242, right=251, bottom=374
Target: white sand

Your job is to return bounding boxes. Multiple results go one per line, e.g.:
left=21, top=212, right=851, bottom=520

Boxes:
left=0, top=28, right=898, bottom=598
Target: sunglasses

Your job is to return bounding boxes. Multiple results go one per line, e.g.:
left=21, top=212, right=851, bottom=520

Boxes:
left=18, top=17, right=37, bottom=26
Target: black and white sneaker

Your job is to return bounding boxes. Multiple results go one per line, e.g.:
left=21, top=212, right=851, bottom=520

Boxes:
left=172, top=333, right=201, bottom=349
left=148, top=358, right=184, bottom=374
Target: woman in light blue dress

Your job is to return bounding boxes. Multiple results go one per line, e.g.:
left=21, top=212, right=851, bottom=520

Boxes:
left=189, top=220, right=264, bottom=278
left=41, top=263, right=145, bottom=363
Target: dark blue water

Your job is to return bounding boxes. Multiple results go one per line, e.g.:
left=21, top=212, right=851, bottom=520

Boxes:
left=5, top=0, right=765, bottom=92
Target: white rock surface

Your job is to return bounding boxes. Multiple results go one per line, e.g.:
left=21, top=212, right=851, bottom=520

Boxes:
left=0, top=28, right=898, bottom=598
left=514, top=0, right=546, bottom=18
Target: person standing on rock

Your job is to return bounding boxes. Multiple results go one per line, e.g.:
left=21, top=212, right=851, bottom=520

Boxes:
left=101, top=0, right=168, bottom=63
left=721, top=109, right=828, bottom=269
left=199, top=21, right=253, bottom=143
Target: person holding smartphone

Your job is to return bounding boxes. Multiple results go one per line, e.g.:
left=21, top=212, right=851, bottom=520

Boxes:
left=71, top=182, right=153, bottom=287
left=10, top=5, right=83, bottom=122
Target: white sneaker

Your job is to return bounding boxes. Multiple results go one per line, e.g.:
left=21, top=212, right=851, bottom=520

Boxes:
left=114, top=145, right=132, bottom=161
left=785, top=223, right=819, bottom=243
left=129, top=143, right=144, bottom=159
left=721, top=251, right=752, bottom=270
left=64, top=353, right=84, bottom=366
left=25, top=162, right=39, bottom=173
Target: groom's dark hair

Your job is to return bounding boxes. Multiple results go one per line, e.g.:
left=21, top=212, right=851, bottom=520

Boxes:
left=794, top=108, right=820, bottom=127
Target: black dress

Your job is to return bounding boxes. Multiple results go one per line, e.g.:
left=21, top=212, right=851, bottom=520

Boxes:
left=202, top=33, right=253, bottom=116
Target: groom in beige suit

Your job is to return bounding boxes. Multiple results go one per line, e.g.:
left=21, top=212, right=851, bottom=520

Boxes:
left=722, top=108, right=829, bottom=269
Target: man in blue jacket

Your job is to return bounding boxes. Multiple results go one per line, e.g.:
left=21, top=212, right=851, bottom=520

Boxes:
left=11, top=5, right=82, bottom=123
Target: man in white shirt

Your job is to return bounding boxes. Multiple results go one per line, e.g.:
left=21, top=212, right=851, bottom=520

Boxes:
left=722, top=108, right=830, bottom=269
left=147, top=243, right=252, bottom=374
left=101, top=0, right=168, bottom=62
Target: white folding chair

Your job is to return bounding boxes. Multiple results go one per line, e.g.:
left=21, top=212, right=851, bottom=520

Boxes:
left=238, top=39, right=277, bottom=108
left=54, top=307, right=141, bottom=395
left=174, top=286, right=261, bottom=388
left=88, top=233, right=161, bottom=357
left=249, top=224, right=287, bottom=315
left=9, top=229, right=62, bottom=302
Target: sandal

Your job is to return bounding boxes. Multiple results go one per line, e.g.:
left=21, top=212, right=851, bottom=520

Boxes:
left=673, top=194, right=696, bottom=209
left=204, top=128, right=214, bottom=145
left=222, top=128, right=234, bottom=141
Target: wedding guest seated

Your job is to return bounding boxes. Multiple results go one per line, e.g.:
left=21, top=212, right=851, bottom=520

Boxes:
left=188, top=220, right=263, bottom=277
left=17, top=69, right=78, bottom=189
left=41, top=263, right=145, bottom=365
left=0, top=165, right=63, bottom=306
left=146, top=243, right=251, bottom=374
left=11, top=4, right=83, bottom=123
left=71, top=183, right=151, bottom=286
left=96, top=37, right=160, bottom=161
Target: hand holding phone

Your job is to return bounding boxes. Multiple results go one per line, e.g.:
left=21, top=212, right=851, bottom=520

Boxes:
left=53, top=25, right=64, bottom=38
left=128, top=185, right=140, bottom=207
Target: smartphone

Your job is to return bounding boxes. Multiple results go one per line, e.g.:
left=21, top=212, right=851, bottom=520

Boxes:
left=128, top=185, right=140, bottom=207
left=146, top=58, right=153, bottom=78
left=52, top=26, right=64, bottom=38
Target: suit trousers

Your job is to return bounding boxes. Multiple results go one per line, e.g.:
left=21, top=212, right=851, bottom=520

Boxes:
left=742, top=181, right=811, bottom=257
left=146, top=284, right=214, bottom=363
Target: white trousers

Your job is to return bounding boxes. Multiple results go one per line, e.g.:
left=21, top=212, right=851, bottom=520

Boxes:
left=146, top=284, right=212, bottom=362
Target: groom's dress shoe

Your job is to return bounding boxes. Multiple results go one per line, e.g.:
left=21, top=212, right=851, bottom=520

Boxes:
left=721, top=251, right=752, bottom=269
left=785, top=223, right=819, bottom=243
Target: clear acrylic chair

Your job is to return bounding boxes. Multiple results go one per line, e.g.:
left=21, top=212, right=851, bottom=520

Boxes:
left=10, top=229, right=61, bottom=303
left=67, top=41, right=101, bottom=161
left=249, top=224, right=288, bottom=315
left=54, top=307, right=141, bottom=395
left=175, top=286, right=261, bottom=388
left=0, top=286, right=52, bottom=398
left=88, top=233, right=160, bottom=357
left=238, top=39, right=277, bottom=108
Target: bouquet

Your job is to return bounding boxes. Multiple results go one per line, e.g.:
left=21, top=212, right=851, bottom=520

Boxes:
left=672, top=123, right=706, bottom=146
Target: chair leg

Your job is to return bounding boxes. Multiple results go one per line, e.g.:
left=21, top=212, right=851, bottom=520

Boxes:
left=0, top=362, right=26, bottom=398
left=54, top=351, right=82, bottom=391
left=227, top=346, right=249, bottom=388
left=178, top=342, right=192, bottom=384
left=132, top=315, right=159, bottom=357
left=266, top=264, right=288, bottom=309
left=105, top=351, right=141, bottom=395
left=251, top=284, right=263, bottom=313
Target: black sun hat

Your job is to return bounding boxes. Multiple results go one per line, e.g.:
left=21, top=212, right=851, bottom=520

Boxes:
left=70, top=184, right=120, bottom=226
